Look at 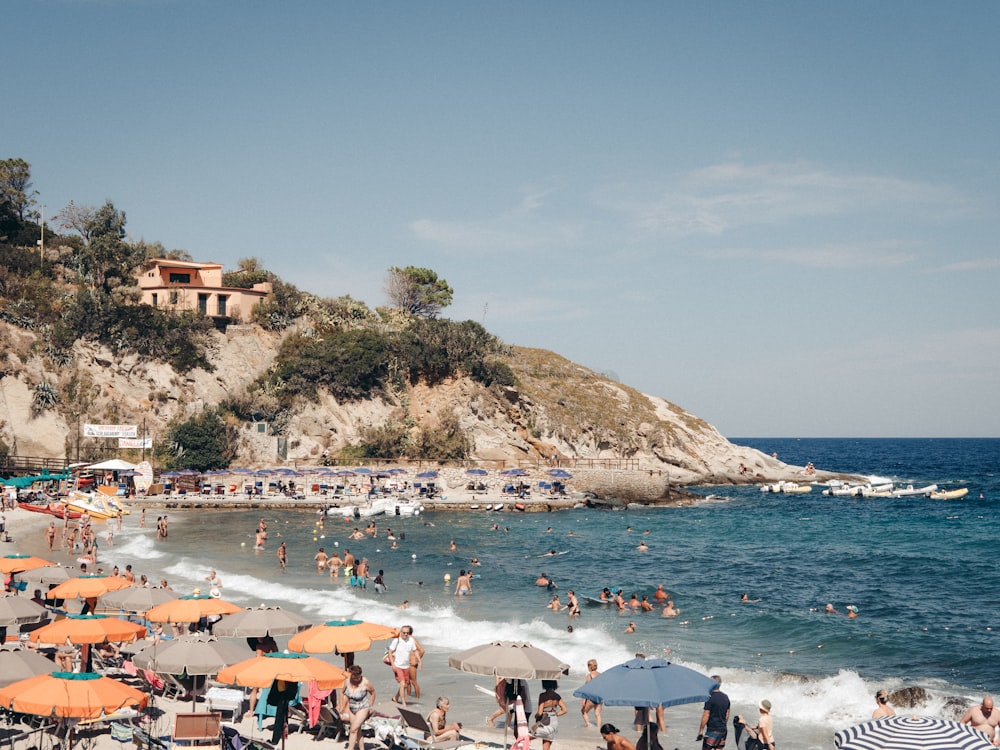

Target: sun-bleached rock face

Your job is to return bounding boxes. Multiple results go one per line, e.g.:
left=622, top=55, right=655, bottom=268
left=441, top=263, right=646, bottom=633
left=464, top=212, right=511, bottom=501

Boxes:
left=0, top=321, right=819, bottom=488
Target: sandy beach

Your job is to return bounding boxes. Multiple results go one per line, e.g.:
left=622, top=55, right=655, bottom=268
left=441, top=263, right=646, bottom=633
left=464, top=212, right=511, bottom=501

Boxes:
left=1, top=505, right=709, bottom=750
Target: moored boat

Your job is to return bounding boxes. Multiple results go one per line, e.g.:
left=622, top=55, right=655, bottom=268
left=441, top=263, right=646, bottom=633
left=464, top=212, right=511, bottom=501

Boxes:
left=890, top=484, right=938, bottom=498
left=761, top=481, right=812, bottom=494
left=928, top=487, right=969, bottom=500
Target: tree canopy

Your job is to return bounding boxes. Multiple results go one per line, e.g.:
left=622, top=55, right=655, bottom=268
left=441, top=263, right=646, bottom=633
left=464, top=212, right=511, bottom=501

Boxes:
left=0, top=158, right=37, bottom=222
left=385, top=266, right=453, bottom=318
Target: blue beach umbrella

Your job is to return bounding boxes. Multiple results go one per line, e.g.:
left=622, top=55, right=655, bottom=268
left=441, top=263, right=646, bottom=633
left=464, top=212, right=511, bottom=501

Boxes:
left=501, top=468, right=527, bottom=477
left=547, top=469, right=573, bottom=479
left=572, top=658, right=716, bottom=708
left=353, top=467, right=373, bottom=475
left=416, top=471, right=438, bottom=479
left=466, top=468, right=488, bottom=476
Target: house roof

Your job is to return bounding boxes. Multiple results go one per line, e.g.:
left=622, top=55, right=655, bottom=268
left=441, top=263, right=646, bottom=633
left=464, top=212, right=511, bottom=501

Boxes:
left=143, top=258, right=224, bottom=271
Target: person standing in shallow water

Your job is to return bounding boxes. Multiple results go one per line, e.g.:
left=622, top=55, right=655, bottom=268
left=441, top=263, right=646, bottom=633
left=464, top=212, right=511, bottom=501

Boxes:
left=277, top=541, right=287, bottom=570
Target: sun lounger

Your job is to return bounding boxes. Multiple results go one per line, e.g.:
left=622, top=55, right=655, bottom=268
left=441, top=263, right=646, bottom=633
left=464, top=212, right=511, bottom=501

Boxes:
left=220, top=723, right=276, bottom=750
left=205, top=686, right=246, bottom=722
left=396, top=707, right=472, bottom=750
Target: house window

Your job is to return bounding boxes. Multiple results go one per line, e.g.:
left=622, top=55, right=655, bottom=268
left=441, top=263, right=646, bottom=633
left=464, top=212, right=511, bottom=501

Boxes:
left=169, top=290, right=179, bottom=305
left=217, top=295, right=228, bottom=316
left=198, top=293, right=209, bottom=315
left=151, top=293, right=158, bottom=307
left=168, top=273, right=191, bottom=284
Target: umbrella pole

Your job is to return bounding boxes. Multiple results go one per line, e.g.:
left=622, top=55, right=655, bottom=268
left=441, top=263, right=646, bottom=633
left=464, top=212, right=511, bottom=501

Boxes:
left=503, top=693, right=509, bottom=750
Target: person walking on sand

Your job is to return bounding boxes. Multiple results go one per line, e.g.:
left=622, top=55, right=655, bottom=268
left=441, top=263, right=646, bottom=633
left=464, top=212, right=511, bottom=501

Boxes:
left=45, top=522, right=57, bottom=550
left=339, top=665, right=375, bottom=750
left=581, top=659, right=603, bottom=728
left=531, top=680, right=568, bottom=750
left=388, top=624, right=420, bottom=705
left=405, top=627, right=426, bottom=699
left=696, top=676, right=730, bottom=750
left=872, top=689, right=895, bottom=719
left=277, top=542, right=287, bottom=570
left=961, top=695, right=1000, bottom=742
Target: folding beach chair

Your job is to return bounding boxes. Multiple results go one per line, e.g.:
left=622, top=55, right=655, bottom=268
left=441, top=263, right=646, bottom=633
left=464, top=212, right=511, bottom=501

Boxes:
left=396, top=707, right=470, bottom=750
left=220, top=723, right=276, bottom=750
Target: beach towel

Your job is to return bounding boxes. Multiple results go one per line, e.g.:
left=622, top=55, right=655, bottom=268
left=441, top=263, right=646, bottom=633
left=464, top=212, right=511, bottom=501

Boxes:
left=306, top=680, right=333, bottom=727
left=143, top=669, right=165, bottom=691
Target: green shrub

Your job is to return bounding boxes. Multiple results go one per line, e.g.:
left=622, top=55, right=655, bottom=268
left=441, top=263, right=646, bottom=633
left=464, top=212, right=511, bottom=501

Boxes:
left=155, top=408, right=236, bottom=471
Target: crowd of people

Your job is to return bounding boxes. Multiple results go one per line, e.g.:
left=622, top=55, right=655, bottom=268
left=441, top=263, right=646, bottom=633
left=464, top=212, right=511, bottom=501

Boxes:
left=6, top=503, right=996, bottom=750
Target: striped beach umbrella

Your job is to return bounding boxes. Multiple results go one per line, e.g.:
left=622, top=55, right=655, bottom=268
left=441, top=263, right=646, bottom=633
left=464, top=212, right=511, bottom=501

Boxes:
left=834, top=715, right=994, bottom=750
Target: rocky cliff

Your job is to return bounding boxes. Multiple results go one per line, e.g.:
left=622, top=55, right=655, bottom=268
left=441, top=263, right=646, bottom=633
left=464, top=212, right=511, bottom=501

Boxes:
left=0, top=320, right=817, bottom=495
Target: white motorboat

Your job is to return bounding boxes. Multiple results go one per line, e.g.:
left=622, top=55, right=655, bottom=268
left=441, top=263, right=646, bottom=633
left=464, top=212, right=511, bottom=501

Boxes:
left=385, top=497, right=424, bottom=516
left=760, top=481, right=812, bottom=495
left=890, top=484, right=938, bottom=497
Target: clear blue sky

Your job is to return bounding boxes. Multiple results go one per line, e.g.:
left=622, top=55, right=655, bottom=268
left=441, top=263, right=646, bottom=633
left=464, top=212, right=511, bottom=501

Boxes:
left=7, top=1, right=999, bottom=437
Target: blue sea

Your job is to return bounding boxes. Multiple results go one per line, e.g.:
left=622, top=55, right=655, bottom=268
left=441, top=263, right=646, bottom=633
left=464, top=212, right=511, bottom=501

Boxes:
left=13, top=438, right=1000, bottom=749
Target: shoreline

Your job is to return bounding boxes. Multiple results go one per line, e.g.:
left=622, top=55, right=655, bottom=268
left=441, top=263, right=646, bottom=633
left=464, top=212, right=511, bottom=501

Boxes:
left=0, top=505, right=702, bottom=750
left=0, top=499, right=984, bottom=750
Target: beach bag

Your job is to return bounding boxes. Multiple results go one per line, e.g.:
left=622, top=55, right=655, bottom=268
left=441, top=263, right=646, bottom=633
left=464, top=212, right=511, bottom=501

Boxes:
left=383, top=648, right=393, bottom=666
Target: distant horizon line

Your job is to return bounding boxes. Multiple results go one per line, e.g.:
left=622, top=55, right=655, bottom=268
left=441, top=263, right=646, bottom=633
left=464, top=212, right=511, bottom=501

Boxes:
left=728, top=436, right=1000, bottom=440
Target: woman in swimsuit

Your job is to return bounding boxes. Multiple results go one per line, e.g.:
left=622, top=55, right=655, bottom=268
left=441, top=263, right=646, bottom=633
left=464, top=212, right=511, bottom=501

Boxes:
left=427, top=697, right=462, bottom=742
left=339, top=665, right=375, bottom=750
left=581, top=659, right=603, bottom=728
left=532, top=680, right=568, bottom=750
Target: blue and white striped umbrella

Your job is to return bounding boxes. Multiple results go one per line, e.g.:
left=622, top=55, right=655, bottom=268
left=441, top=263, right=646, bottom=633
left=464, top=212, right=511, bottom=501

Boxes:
left=834, top=715, right=993, bottom=750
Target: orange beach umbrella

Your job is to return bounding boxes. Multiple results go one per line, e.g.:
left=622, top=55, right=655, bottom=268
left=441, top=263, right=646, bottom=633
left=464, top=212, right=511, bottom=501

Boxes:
left=29, top=613, right=147, bottom=645
left=146, top=594, right=243, bottom=624
left=46, top=575, right=131, bottom=600
left=287, top=618, right=396, bottom=654
left=0, top=554, right=55, bottom=575
left=0, top=671, right=148, bottom=719
left=215, top=652, right=347, bottom=690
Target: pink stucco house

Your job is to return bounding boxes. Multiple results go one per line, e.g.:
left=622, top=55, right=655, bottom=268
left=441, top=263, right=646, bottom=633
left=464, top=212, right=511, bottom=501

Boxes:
left=136, top=258, right=272, bottom=320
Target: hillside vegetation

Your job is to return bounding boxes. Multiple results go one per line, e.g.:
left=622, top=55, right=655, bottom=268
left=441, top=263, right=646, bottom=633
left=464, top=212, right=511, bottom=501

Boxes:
left=0, top=157, right=770, bottom=485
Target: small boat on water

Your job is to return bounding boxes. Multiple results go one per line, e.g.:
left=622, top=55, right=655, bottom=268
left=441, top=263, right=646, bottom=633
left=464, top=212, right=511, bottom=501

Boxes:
left=761, top=482, right=812, bottom=495
left=928, top=487, right=969, bottom=500
left=385, top=497, right=424, bottom=516
left=822, top=483, right=894, bottom=497
left=890, top=484, right=938, bottom=498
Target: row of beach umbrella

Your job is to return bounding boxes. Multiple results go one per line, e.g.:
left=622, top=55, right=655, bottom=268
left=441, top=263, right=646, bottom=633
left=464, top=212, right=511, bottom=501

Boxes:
left=2, top=552, right=978, bottom=750
left=159, top=466, right=571, bottom=479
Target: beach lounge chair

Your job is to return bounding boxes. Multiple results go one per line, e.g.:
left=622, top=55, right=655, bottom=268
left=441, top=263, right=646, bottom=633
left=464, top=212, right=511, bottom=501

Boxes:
left=131, top=724, right=173, bottom=750
left=396, top=707, right=470, bottom=750
left=220, top=723, right=276, bottom=750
